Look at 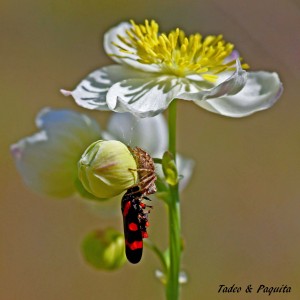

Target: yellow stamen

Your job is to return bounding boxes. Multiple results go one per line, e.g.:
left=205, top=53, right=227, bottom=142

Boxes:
left=112, top=20, right=248, bottom=81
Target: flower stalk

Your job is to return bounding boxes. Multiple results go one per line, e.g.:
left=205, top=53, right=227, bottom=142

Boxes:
left=166, top=100, right=182, bottom=300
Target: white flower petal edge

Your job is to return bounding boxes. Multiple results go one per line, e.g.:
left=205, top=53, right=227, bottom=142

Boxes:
left=103, top=22, right=131, bottom=65
left=178, top=60, right=247, bottom=101
left=177, top=155, right=195, bottom=191
left=61, top=65, right=151, bottom=111
left=11, top=108, right=101, bottom=197
left=104, top=22, right=160, bottom=72
left=103, top=112, right=168, bottom=157
left=195, top=71, right=283, bottom=117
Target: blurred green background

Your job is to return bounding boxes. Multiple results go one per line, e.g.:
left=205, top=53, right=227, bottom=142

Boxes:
left=1, top=0, right=300, bottom=299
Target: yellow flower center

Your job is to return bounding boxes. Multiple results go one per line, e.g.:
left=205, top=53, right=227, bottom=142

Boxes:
left=112, top=20, right=248, bottom=82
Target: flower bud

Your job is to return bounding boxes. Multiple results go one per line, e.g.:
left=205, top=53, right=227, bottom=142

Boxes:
left=78, top=140, right=137, bottom=199
left=81, top=228, right=126, bottom=270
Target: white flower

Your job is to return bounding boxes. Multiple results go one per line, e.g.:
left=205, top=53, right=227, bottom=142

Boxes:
left=103, top=112, right=168, bottom=157
left=11, top=108, right=193, bottom=198
left=10, top=108, right=101, bottom=197
left=62, top=20, right=282, bottom=118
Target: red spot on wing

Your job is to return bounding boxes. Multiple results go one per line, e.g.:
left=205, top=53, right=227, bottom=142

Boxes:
left=128, top=222, right=139, bottom=231
left=126, top=240, right=143, bottom=250
left=142, top=231, right=148, bottom=238
left=123, top=201, right=131, bottom=217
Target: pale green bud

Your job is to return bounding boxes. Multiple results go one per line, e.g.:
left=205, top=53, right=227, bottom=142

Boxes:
left=78, top=140, right=138, bottom=199
left=81, top=228, right=126, bottom=270
left=162, top=151, right=178, bottom=186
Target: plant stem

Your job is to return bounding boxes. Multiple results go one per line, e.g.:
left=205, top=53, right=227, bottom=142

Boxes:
left=166, top=100, right=181, bottom=300
left=153, top=158, right=163, bottom=164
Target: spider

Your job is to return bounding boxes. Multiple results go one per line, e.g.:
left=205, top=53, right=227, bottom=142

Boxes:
left=128, top=146, right=157, bottom=196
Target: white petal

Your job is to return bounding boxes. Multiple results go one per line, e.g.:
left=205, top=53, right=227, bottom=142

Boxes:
left=11, top=109, right=101, bottom=197
left=155, top=270, right=166, bottom=284
left=106, top=75, right=187, bottom=117
left=104, top=112, right=168, bottom=157
left=61, top=65, right=150, bottom=110
left=104, top=22, right=132, bottom=65
left=177, top=155, right=195, bottom=191
left=196, top=71, right=283, bottom=117
left=178, top=60, right=247, bottom=102
left=155, top=269, right=188, bottom=284
left=104, top=22, right=160, bottom=72
left=179, top=271, right=188, bottom=284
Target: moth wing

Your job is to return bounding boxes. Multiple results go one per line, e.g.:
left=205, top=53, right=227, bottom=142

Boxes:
left=122, top=196, right=143, bottom=264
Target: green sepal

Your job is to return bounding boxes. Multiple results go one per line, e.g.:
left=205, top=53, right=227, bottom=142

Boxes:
left=164, top=248, right=170, bottom=270
left=74, top=178, right=109, bottom=201
left=162, top=151, right=178, bottom=186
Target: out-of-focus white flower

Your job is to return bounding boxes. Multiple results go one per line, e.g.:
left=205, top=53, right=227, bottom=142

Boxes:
left=11, top=109, right=193, bottom=198
left=103, top=112, right=168, bottom=157
left=62, top=20, right=282, bottom=118
left=11, top=108, right=101, bottom=197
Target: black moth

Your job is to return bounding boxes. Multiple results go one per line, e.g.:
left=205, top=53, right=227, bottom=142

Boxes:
left=121, top=186, right=151, bottom=264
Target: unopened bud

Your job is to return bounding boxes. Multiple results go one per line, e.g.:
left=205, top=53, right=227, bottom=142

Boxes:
left=78, top=140, right=138, bottom=198
left=81, top=228, right=126, bottom=270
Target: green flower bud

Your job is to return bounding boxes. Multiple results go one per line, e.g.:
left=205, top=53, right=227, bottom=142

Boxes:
left=78, top=140, right=138, bottom=199
left=162, top=151, right=178, bottom=186
left=81, top=228, right=126, bottom=270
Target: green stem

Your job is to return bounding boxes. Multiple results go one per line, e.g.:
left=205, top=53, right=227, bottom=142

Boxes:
left=166, top=100, right=181, bottom=300
left=153, top=158, right=163, bottom=164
